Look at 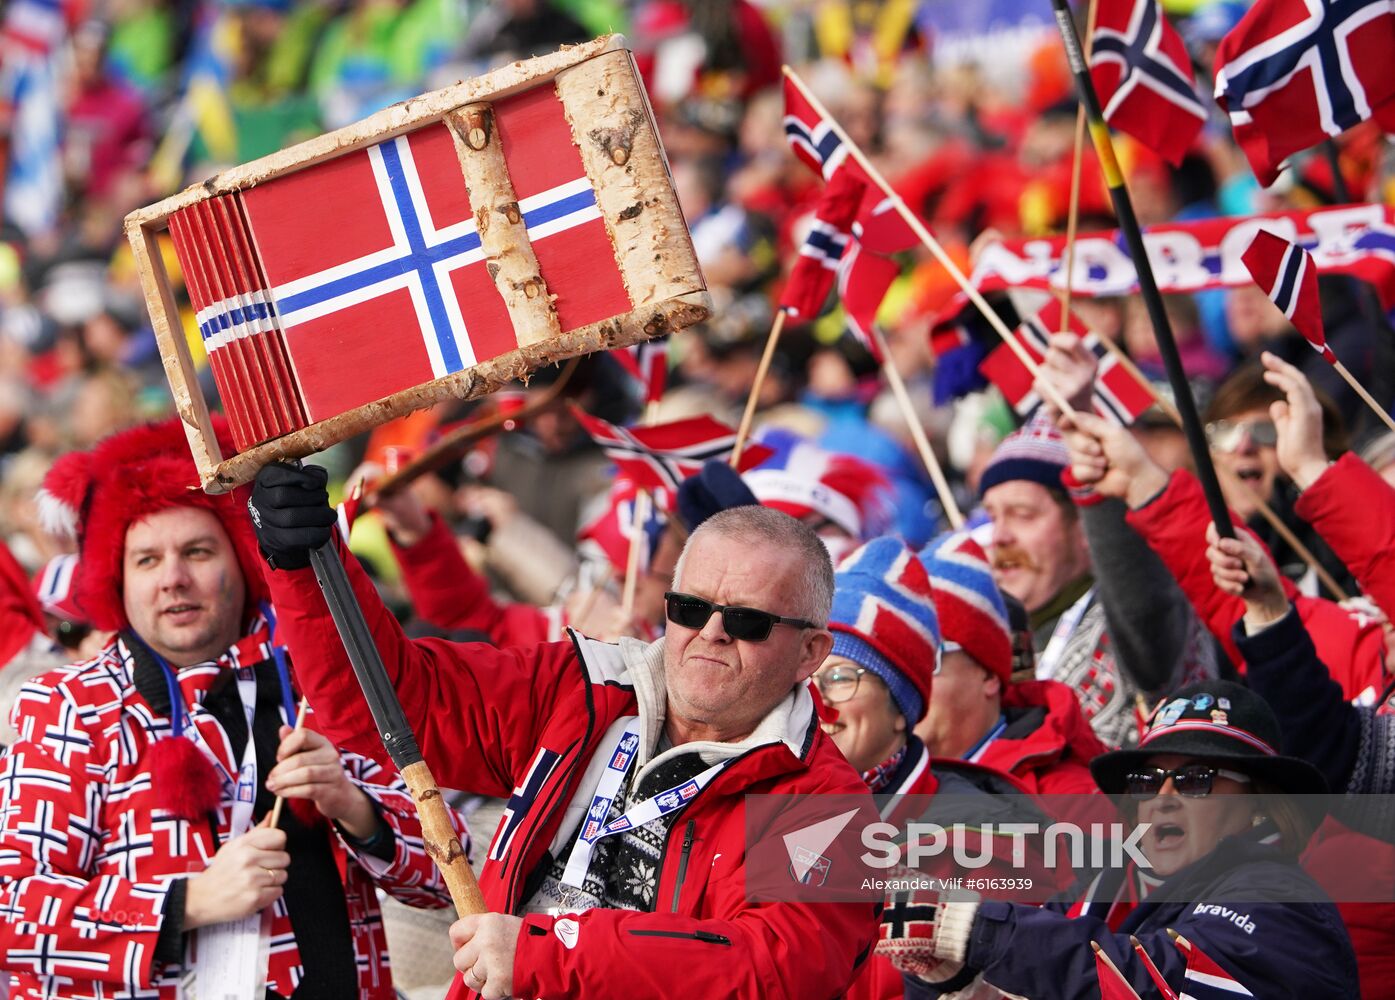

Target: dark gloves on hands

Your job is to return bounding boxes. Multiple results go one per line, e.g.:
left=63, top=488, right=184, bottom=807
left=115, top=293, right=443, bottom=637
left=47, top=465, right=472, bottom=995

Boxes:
left=248, top=463, right=337, bottom=570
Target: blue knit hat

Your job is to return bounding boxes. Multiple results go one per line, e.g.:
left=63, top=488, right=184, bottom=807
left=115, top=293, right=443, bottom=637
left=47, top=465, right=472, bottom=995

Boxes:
left=978, top=412, right=1070, bottom=498
left=829, top=537, right=941, bottom=725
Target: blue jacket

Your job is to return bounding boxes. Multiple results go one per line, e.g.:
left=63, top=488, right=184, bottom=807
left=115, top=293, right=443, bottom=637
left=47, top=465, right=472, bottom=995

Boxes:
left=909, top=829, right=1357, bottom=999
left=1233, top=605, right=1395, bottom=795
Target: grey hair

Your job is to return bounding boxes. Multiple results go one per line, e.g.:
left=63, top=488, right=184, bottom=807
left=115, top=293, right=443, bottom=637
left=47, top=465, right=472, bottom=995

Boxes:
left=671, top=506, right=834, bottom=624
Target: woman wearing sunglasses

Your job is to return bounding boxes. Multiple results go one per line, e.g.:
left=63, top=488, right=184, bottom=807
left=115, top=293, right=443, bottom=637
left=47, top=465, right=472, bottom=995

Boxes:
left=881, top=680, right=1358, bottom=999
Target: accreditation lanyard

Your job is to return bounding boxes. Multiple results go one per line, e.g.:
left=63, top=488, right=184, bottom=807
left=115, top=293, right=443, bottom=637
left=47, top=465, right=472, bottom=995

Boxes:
left=560, top=719, right=729, bottom=890
left=1036, top=586, right=1095, bottom=681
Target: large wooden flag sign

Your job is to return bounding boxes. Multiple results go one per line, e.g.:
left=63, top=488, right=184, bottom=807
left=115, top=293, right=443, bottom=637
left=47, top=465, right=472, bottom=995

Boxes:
left=126, top=36, right=709, bottom=491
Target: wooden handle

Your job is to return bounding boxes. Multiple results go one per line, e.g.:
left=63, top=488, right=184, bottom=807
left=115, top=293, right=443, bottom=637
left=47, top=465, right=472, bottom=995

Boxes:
left=399, top=759, right=487, bottom=916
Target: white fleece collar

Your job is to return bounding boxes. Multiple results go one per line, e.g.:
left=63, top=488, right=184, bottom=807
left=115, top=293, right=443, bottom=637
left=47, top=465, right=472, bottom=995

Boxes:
left=617, top=636, right=814, bottom=777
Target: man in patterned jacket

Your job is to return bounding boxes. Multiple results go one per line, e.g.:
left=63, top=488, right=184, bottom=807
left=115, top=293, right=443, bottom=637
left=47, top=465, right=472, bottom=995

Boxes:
left=0, top=419, right=461, bottom=999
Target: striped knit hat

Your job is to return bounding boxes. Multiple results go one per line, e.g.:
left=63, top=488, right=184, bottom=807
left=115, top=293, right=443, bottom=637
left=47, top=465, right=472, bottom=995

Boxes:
left=978, top=411, right=1070, bottom=497
left=920, top=532, right=1013, bottom=684
left=829, top=537, right=941, bottom=725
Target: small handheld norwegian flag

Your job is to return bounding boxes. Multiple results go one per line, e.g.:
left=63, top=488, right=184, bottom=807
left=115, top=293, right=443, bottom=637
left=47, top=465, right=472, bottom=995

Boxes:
left=571, top=408, right=773, bottom=506
left=1214, top=0, right=1395, bottom=187
left=613, top=337, right=670, bottom=406
left=783, top=75, right=861, bottom=182
left=1088, top=0, right=1206, bottom=166
left=1240, top=228, right=1333, bottom=362
left=779, top=169, right=866, bottom=320
left=1170, top=931, right=1255, bottom=998
left=835, top=241, right=898, bottom=363
left=1092, top=942, right=1144, bottom=1000
left=977, top=299, right=1155, bottom=426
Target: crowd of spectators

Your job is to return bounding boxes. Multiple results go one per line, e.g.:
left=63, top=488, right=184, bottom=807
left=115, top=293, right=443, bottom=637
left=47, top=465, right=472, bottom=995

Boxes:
left=5, top=0, right=1395, bottom=996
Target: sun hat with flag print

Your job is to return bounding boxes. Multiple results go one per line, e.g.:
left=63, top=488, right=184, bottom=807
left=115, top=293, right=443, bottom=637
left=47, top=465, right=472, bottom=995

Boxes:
left=1090, top=680, right=1328, bottom=798
left=828, top=537, right=942, bottom=726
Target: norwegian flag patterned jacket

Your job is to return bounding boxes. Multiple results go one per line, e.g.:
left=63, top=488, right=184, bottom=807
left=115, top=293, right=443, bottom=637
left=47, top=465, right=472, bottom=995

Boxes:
left=0, top=632, right=454, bottom=999
left=263, top=538, right=881, bottom=1000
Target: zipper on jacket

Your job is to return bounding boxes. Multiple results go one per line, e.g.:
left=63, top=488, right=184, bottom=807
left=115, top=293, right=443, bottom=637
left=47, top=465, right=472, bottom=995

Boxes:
left=629, top=929, right=731, bottom=946
left=669, top=819, right=696, bottom=912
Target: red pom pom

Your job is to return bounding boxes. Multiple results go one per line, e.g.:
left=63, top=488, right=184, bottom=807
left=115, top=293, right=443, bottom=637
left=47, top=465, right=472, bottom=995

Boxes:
left=151, top=737, right=222, bottom=821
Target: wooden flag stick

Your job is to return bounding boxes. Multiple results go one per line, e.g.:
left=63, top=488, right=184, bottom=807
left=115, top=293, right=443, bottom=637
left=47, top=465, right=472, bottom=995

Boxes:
left=1093, top=336, right=1349, bottom=599
left=1059, top=0, right=1101, bottom=331
left=732, top=310, right=787, bottom=466
left=1334, top=358, right=1395, bottom=436
left=266, top=695, right=311, bottom=829
left=621, top=490, right=651, bottom=616
left=1048, top=0, right=1235, bottom=541
left=781, top=66, right=1078, bottom=420
left=308, top=541, right=484, bottom=916
left=1049, top=0, right=1233, bottom=538
left=869, top=325, right=965, bottom=529
left=1091, top=942, right=1144, bottom=1000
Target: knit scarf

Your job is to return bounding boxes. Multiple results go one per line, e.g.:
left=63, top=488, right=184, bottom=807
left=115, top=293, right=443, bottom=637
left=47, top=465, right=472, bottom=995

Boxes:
left=861, top=744, right=909, bottom=792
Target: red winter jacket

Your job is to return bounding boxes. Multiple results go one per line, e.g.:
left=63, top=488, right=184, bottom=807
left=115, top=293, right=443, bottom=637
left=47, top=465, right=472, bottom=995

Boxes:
left=975, top=680, right=1107, bottom=797
left=264, top=547, right=880, bottom=1000
left=1126, top=469, right=1386, bottom=702
left=391, top=512, right=561, bottom=646
left=1295, top=453, right=1395, bottom=624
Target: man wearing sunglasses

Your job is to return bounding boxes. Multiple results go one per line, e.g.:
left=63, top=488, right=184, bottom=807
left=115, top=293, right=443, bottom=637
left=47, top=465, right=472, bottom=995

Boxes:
left=249, top=471, right=881, bottom=1000
left=878, top=680, right=1356, bottom=999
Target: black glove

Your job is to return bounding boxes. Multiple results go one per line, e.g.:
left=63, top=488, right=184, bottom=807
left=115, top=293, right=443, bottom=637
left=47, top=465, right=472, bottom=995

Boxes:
left=248, top=462, right=337, bottom=570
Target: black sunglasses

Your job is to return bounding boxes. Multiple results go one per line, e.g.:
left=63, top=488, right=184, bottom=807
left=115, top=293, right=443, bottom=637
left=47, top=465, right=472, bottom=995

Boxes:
left=664, top=592, right=818, bottom=642
left=1125, top=764, right=1252, bottom=800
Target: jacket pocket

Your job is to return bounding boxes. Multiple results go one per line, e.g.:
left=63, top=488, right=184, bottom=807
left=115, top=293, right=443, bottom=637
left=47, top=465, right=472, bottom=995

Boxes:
left=628, top=929, right=731, bottom=946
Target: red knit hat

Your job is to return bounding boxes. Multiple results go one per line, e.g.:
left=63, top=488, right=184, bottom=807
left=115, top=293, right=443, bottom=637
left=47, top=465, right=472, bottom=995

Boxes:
left=36, top=417, right=267, bottom=633
left=920, top=532, right=1013, bottom=684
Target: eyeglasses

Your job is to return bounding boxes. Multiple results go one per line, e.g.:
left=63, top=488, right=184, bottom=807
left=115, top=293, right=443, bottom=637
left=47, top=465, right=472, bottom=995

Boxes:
left=663, top=592, right=818, bottom=642
left=1205, top=418, right=1277, bottom=453
left=814, top=665, right=868, bottom=703
left=1124, top=764, right=1253, bottom=800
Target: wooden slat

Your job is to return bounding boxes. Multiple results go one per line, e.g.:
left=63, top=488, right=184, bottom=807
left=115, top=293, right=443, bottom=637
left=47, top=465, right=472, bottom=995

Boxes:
left=124, top=35, right=623, bottom=229
left=200, top=288, right=711, bottom=492
left=554, top=48, right=704, bottom=307
left=444, top=103, right=562, bottom=349
left=126, top=220, right=224, bottom=481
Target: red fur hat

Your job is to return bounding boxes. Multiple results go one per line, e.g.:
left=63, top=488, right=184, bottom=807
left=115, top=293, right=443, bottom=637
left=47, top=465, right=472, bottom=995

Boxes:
left=36, top=418, right=267, bottom=633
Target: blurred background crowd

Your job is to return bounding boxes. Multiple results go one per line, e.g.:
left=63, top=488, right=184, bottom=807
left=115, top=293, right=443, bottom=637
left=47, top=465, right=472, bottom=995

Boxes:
left=4, top=0, right=1395, bottom=605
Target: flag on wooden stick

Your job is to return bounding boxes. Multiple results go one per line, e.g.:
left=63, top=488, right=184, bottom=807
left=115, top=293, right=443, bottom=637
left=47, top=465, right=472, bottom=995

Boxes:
left=780, top=169, right=866, bottom=320
left=978, top=299, right=1154, bottom=425
left=1240, top=228, right=1331, bottom=361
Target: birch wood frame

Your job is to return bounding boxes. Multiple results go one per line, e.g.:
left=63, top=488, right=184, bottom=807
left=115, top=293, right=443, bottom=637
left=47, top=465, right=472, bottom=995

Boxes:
left=126, top=35, right=708, bottom=492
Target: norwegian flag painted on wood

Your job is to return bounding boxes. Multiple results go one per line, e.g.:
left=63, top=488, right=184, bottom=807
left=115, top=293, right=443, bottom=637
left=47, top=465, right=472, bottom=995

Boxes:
left=780, top=170, right=866, bottom=320
left=235, top=86, right=632, bottom=422
left=1214, top=0, right=1395, bottom=186
left=978, top=300, right=1155, bottom=425
left=1090, top=0, right=1207, bottom=165
left=571, top=409, right=772, bottom=504
left=1240, top=228, right=1334, bottom=362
